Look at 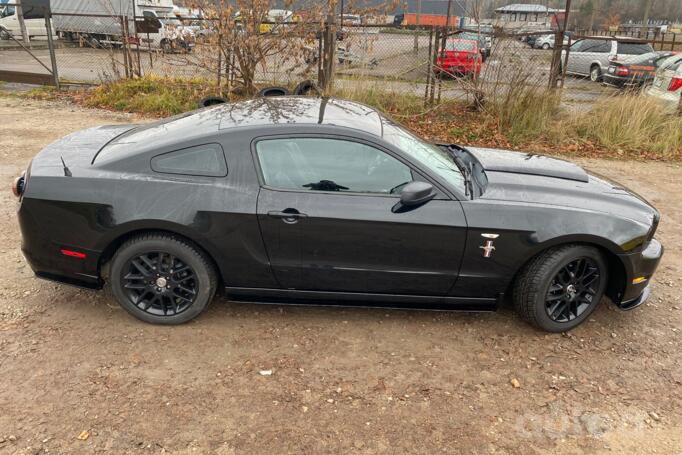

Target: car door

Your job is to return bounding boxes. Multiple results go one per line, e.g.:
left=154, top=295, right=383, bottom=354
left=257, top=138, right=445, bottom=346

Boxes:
left=566, top=39, right=584, bottom=73
left=254, top=135, right=468, bottom=296
left=574, top=39, right=603, bottom=75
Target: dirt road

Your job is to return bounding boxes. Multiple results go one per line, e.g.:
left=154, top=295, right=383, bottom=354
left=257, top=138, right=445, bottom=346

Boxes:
left=0, top=96, right=680, bottom=454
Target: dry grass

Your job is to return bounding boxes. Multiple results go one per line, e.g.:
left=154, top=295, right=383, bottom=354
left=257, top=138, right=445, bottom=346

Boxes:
left=484, top=86, right=561, bottom=144
left=83, top=76, right=225, bottom=116
left=568, top=94, right=682, bottom=159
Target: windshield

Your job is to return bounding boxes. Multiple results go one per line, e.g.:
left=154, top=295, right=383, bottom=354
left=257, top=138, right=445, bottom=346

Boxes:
left=617, top=42, right=654, bottom=55
left=446, top=40, right=476, bottom=52
left=382, top=120, right=465, bottom=192
left=658, top=54, right=682, bottom=71
left=158, top=15, right=182, bottom=26
left=623, top=52, right=658, bottom=64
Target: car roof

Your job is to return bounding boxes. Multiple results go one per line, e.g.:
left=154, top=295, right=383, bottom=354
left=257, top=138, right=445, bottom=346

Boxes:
left=101, top=97, right=384, bottom=161
left=581, top=35, right=647, bottom=42
left=216, top=97, right=383, bottom=135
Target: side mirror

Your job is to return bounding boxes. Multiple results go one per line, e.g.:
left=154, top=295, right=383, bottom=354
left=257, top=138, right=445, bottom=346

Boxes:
left=392, top=181, right=435, bottom=213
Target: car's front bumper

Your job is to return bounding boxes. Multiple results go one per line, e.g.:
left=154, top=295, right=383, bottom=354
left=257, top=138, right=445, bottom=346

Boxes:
left=618, top=285, right=651, bottom=310
left=615, top=238, right=663, bottom=310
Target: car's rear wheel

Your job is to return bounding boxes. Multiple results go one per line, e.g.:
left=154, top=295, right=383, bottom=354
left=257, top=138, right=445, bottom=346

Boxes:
left=110, top=233, right=217, bottom=324
left=542, top=43, right=550, bottom=50
left=590, top=65, right=602, bottom=82
left=513, top=245, right=607, bottom=332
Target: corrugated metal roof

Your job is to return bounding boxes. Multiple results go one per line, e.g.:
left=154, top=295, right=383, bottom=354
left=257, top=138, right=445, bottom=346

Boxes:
left=495, top=4, right=561, bottom=13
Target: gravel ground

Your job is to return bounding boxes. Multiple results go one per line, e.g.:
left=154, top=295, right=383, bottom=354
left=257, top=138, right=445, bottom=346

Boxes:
left=0, top=96, right=680, bottom=454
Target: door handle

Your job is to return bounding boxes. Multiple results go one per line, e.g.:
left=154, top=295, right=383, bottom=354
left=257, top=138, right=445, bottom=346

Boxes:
left=267, top=209, right=307, bottom=224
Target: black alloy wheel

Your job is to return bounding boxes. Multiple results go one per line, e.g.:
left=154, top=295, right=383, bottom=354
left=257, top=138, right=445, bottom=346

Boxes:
left=513, top=244, right=607, bottom=332
left=122, top=251, right=198, bottom=316
left=544, top=257, right=601, bottom=323
left=110, top=233, right=217, bottom=324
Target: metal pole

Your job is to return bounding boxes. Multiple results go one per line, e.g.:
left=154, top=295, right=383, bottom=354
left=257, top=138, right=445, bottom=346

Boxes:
left=414, top=0, right=421, bottom=53
left=424, top=27, right=433, bottom=104
left=132, top=1, right=141, bottom=76
left=16, top=0, right=29, bottom=44
left=44, top=7, right=59, bottom=89
left=549, top=0, right=571, bottom=89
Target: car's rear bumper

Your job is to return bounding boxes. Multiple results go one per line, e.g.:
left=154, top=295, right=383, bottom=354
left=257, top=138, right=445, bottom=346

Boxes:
left=615, top=238, right=663, bottom=308
left=646, top=85, right=680, bottom=111
left=603, top=74, right=644, bottom=88
left=19, top=197, right=104, bottom=290
left=436, top=63, right=479, bottom=74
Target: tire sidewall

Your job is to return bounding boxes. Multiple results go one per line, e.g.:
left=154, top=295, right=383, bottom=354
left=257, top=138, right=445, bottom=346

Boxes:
left=532, top=247, right=607, bottom=332
left=110, top=237, right=215, bottom=325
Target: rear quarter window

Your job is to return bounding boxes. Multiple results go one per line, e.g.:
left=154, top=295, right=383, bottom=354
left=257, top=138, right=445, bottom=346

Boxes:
left=617, top=42, right=654, bottom=55
left=151, top=143, right=227, bottom=177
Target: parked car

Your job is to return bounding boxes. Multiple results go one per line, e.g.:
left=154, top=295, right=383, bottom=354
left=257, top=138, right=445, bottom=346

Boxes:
left=646, top=54, right=682, bottom=111
left=533, top=34, right=568, bottom=49
left=13, top=97, right=662, bottom=332
left=458, top=31, right=491, bottom=59
left=436, top=39, right=482, bottom=77
left=562, top=37, right=655, bottom=82
left=0, top=3, right=51, bottom=39
left=603, top=51, right=678, bottom=89
left=524, top=30, right=552, bottom=48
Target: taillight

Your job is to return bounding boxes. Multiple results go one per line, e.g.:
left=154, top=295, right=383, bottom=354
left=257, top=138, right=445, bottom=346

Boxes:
left=12, top=172, right=25, bottom=197
left=615, top=66, right=629, bottom=76
left=60, top=249, right=87, bottom=259
left=668, top=77, right=682, bottom=92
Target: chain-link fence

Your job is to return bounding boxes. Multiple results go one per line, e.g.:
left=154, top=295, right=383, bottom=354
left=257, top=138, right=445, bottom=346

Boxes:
left=2, top=7, right=667, bottom=110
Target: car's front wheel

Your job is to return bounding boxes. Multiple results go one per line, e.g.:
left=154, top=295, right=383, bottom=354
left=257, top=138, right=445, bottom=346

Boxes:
left=110, top=233, right=217, bottom=324
left=513, top=245, right=607, bottom=332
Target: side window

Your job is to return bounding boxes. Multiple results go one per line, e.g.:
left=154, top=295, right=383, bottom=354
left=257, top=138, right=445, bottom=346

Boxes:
left=151, top=143, right=227, bottom=177
left=569, top=39, right=584, bottom=52
left=580, top=40, right=609, bottom=53
left=255, top=138, right=413, bottom=194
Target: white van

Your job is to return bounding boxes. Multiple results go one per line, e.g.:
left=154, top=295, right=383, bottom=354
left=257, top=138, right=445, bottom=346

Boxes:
left=0, top=4, right=51, bottom=40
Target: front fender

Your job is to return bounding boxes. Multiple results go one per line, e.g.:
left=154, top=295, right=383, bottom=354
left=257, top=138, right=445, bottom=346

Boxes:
left=449, top=199, right=649, bottom=298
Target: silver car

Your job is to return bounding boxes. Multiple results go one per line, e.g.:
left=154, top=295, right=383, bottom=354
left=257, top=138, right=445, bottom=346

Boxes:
left=647, top=54, right=682, bottom=111
left=562, top=37, right=654, bottom=82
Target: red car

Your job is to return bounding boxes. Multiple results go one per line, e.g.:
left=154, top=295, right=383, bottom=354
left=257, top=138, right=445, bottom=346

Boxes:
left=436, top=39, right=482, bottom=76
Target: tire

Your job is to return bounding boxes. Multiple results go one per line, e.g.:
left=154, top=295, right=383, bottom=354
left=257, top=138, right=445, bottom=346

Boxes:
left=258, top=86, right=289, bottom=97
left=197, top=96, right=227, bottom=108
left=513, top=245, right=607, bottom=332
left=0, top=28, right=9, bottom=40
left=110, top=233, right=217, bottom=325
left=160, top=39, right=172, bottom=53
left=590, top=65, right=602, bottom=82
left=542, top=43, right=550, bottom=50
left=293, top=79, right=320, bottom=96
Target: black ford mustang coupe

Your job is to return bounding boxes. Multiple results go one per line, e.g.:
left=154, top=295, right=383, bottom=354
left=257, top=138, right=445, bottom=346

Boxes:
left=13, top=97, right=662, bottom=332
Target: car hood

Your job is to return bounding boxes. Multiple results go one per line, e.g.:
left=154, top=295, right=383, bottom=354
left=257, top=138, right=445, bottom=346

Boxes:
left=467, top=147, right=657, bottom=226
